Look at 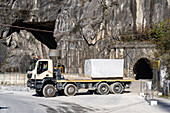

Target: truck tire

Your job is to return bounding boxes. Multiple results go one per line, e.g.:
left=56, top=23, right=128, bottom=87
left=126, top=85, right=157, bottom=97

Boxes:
left=64, top=84, right=77, bottom=96
left=43, top=84, right=56, bottom=97
left=110, top=82, right=124, bottom=94
left=97, top=83, right=110, bottom=95
left=36, top=89, right=43, bottom=96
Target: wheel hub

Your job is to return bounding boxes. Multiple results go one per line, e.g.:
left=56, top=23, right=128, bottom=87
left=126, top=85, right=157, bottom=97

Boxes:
left=102, top=86, right=106, bottom=91
left=68, top=87, right=74, bottom=93
left=114, top=85, right=121, bottom=92
left=47, top=88, right=53, bottom=95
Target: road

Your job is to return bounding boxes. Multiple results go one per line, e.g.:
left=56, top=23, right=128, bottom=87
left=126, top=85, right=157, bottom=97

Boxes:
left=0, top=89, right=170, bottom=113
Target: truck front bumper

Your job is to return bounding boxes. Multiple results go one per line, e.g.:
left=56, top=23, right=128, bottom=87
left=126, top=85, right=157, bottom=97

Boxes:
left=27, top=79, right=43, bottom=89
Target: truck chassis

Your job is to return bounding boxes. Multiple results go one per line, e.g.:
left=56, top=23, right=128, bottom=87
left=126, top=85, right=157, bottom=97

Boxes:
left=27, top=77, right=133, bottom=97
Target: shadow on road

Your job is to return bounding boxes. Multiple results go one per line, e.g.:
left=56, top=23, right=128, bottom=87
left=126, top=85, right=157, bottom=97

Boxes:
left=76, top=91, right=95, bottom=96
left=123, top=91, right=131, bottom=94
left=32, top=90, right=132, bottom=97
left=0, top=107, right=9, bottom=110
left=32, top=94, right=43, bottom=97
left=105, top=101, right=145, bottom=113
left=40, top=101, right=98, bottom=113
left=153, top=99, right=170, bottom=113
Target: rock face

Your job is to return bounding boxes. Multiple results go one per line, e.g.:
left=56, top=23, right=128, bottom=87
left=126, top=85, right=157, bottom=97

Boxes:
left=0, top=0, right=61, bottom=23
left=0, top=41, right=8, bottom=71
left=0, top=30, right=49, bottom=73
left=54, top=0, right=170, bottom=44
left=0, top=0, right=169, bottom=41
left=0, top=0, right=61, bottom=41
left=0, top=0, right=169, bottom=73
left=54, top=0, right=169, bottom=74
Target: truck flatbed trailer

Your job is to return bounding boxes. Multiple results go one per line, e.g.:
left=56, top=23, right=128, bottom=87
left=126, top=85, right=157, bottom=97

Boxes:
left=57, top=78, right=134, bottom=83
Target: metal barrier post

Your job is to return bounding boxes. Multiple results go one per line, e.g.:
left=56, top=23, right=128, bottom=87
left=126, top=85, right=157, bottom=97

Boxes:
left=140, top=81, right=142, bottom=93
left=167, top=80, right=169, bottom=97
left=16, top=74, right=17, bottom=85
left=10, top=74, right=11, bottom=86
left=24, top=74, right=25, bottom=86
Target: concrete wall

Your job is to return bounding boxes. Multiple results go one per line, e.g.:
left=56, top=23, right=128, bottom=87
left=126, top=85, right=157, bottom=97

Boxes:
left=0, top=74, right=27, bottom=85
left=58, top=40, right=156, bottom=77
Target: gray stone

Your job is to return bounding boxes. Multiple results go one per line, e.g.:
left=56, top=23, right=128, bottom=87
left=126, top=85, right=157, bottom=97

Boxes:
left=0, top=0, right=169, bottom=74
left=0, top=41, right=8, bottom=72
left=0, top=30, right=49, bottom=73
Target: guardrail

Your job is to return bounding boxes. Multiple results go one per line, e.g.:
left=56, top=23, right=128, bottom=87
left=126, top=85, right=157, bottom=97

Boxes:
left=0, top=73, right=27, bottom=85
left=139, top=80, right=152, bottom=100
left=140, top=80, right=170, bottom=100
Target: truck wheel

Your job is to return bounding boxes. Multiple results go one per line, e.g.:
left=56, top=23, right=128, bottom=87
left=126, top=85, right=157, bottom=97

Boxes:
left=97, top=83, right=110, bottom=95
left=110, top=82, right=124, bottom=94
left=64, top=84, right=77, bottom=96
left=43, top=84, right=56, bottom=97
left=36, top=89, right=43, bottom=96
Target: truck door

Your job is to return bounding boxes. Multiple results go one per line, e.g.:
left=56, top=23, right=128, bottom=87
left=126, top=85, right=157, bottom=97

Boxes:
left=37, top=61, right=52, bottom=79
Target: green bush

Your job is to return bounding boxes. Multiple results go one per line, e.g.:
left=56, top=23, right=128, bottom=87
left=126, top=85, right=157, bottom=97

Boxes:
left=151, top=19, right=170, bottom=75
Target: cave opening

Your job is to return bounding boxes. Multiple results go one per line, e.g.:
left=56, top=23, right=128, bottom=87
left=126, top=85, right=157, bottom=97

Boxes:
left=7, top=20, right=57, bottom=49
left=133, top=58, right=153, bottom=80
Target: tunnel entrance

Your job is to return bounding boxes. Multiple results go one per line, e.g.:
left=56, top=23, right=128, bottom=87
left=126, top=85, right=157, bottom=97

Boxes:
left=7, top=20, right=57, bottom=49
left=133, top=58, right=153, bottom=80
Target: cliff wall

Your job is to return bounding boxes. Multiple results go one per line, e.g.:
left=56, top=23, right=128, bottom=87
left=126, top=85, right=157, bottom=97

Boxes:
left=0, top=0, right=169, bottom=73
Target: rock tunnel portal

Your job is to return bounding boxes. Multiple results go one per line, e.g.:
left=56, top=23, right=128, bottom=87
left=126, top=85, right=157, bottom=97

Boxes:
left=133, top=58, right=153, bottom=80
left=7, top=20, right=57, bottom=49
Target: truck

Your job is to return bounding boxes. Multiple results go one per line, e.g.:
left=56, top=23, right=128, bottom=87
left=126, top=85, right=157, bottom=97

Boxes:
left=27, top=50, right=134, bottom=97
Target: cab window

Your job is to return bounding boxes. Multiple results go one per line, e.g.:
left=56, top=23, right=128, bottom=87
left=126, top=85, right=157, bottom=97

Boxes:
left=37, top=61, right=48, bottom=74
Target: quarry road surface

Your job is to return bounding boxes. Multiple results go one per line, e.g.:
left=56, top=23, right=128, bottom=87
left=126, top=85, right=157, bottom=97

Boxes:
left=0, top=90, right=170, bottom=113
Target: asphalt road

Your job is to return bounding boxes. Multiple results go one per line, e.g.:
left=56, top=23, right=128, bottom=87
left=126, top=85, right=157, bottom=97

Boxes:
left=0, top=89, right=170, bottom=113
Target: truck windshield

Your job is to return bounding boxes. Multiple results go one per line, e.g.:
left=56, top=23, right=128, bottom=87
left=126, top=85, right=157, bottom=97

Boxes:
left=28, top=59, right=37, bottom=71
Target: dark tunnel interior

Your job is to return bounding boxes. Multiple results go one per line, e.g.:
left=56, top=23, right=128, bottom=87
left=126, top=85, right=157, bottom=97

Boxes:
left=6, top=20, right=57, bottom=49
left=133, top=58, right=153, bottom=80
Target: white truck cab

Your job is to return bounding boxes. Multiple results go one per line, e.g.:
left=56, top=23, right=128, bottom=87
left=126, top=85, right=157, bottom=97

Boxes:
left=28, top=59, right=54, bottom=80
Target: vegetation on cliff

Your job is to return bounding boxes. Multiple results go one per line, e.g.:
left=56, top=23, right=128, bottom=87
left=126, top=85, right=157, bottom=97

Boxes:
left=151, top=19, right=170, bottom=77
